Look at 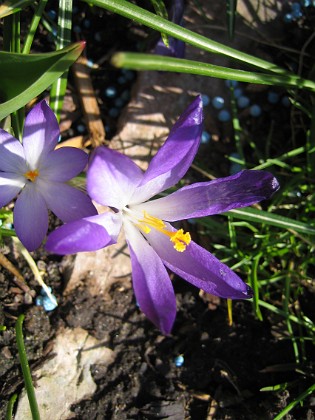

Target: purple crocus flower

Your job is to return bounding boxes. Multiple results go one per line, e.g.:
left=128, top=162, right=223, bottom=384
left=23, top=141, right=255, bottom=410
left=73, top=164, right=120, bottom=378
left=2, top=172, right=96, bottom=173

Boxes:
left=154, top=0, right=186, bottom=58
left=0, top=100, right=96, bottom=251
left=46, top=96, right=279, bottom=334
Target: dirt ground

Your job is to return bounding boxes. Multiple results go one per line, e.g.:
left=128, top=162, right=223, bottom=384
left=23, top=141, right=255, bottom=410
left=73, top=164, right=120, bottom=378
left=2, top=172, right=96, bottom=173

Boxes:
left=1, top=0, right=315, bottom=419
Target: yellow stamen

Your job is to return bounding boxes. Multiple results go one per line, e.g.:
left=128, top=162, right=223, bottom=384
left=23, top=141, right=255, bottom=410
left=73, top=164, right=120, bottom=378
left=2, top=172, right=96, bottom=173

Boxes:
left=24, top=169, right=39, bottom=182
left=138, top=211, right=191, bottom=252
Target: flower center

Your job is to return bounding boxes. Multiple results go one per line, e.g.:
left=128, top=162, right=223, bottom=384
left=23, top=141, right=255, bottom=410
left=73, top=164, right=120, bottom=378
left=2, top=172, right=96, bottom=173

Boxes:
left=136, top=211, right=191, bottom=252
left=24, top=169, right=39, bottom=182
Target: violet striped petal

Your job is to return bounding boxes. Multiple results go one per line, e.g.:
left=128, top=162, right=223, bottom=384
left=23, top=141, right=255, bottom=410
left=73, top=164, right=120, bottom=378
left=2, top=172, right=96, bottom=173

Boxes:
left=46, top=212, right=122, bottom=255
left=87, top=146, right=144, bottom=209
left=37, top=179, right=97, bottom=222
left=124, top=220, right=176, bottom=334
left=14, top=184, right=48, bottom=251
left=0, top=130, right=26, bottom=173
left=40, top=147, right=88, bottom=181
left=133, top=170, right=279, bottom=221
left=23, top=100, right=59, bottom=169
left=0, top=173, right=25, bottom=207
left=129, top=95, right=203, bottom=205
left=145, top=223, right=252, bottom=299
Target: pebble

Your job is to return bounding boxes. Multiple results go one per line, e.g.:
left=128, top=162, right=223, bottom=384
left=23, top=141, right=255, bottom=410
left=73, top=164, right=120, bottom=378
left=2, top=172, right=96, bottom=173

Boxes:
left=174, top=355, right=184, bottom=367
left=225, top=80, right=238, bottom=87
left=233, top=88, right=243, bottom=99
left=104, top=86, right=117, bottom=98
left=281, top=96, right=291, bottom=107
left=237, top=96, right=250, bottom=108
left=267, top=91, right=280, bottom=104
left=249, top=104, right=262, bottom=117
left=201, top=94, right=210, bottom=106
left=201, top=131, right=211, bottom=143
left=212, top=96, right=225, bottom=109
left=218, top=109, right=231, bottom=122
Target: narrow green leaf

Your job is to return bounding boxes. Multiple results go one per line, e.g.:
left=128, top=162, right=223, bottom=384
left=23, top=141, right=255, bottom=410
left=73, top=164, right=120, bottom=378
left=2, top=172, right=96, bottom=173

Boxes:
left=111, top=53, right=315, bottom=92
left=224, top=207, right=315, bottom=236
left=0, top=0, right=32, bottom=18
left=148, top=0, right=169, bottom=47
left=86, top=0, right=292, bottom=75
left=226, top=0, right=237, bottom=40
left=0, top=42, right=85, bottom=121
left=50, top=0, right=73, bottom=121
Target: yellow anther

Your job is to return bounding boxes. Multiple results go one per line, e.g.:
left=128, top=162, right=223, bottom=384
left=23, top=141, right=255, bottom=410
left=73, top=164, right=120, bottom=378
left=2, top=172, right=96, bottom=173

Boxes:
left=170, top=229, right=191, bottom=252
left=138, top=212, right=191, bottom=252
left=24, top=169, right=39, bottom=182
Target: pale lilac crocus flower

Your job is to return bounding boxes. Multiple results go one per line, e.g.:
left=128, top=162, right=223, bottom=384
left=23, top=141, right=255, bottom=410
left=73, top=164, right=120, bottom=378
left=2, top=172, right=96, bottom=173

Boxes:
left=0, top=100, right=96, bottom=251
left=46, top=96, right=279, bottom=334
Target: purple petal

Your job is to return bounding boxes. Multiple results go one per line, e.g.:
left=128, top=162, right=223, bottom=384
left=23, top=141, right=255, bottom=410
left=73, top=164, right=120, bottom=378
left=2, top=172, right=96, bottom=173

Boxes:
left=133, top=170, right=279, bottom=221
left=23, top=100, right=60, bottom=169
left=0, top=129, right=27, bottom=173
left=0, top=173, right=25, bottom=207
left=145, top=223, right=252, bottom=299
left=87, top=146, right=143, bottom=209
left=37, top=179, right=97, bottom=222
left=154, top=38, right=185, bottom=59
left=40, top=147, right=88, bottom=181
left=14, top=184, right=48, bottom=251
left=124, top=220, right=176, bottom=334
left=129, top=96, right=203, bottom=204
left=46, top=212, right=122, bottom=255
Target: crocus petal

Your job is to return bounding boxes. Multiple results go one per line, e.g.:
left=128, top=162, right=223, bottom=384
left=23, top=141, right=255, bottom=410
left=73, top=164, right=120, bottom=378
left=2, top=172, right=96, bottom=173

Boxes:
left=0, top=129, right=27, bottom=173
left=23, top=100, right=60, bottom=169
left=37, top=179, right=97, bottom=222
left=40, top=147, right=88, bottom=181
left=129, top=95, right=203, bottom=204
left=145, top=224, right=252, bottom=299
left=0, top=173, right=25, bottom=207
left=133, top=170, right=279, bottom=221
left=14, top=184, right=48, bottom=251
left=46, top=212, right=122, bottom=255
left=87, top=146, right=144, bottom=209
left=124, top=219, right=176, bottom=334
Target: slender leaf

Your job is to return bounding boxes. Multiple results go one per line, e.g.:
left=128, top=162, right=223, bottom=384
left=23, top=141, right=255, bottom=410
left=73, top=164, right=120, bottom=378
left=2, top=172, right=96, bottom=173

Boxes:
left=0, top=42, right=85, bottom=121
left=111, top=53, right=315, bottom=92
left=0, top=0, right=32, bottom=18
left=148, top=0, right=169, bottom=47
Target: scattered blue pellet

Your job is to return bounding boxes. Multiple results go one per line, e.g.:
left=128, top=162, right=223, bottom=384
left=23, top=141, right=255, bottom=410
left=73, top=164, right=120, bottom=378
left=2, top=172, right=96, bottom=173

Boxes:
left=201, top=131, right=211, bottom=143
left=104, top=86, right=117, bottom=98
left=284, top=13, right=293, bottom=22
left=174, top=355, right=184, bottom=367
left=233, top=88, right=243, bottom=99
left=250, top=104, right=262, bottom=117
left=212, top=96, right=225, bottom=109
left=281, top=96, right=291, bottom=107
left=42, top=295, right=58, bottom=312
left=237, top=96, right=250, bottom=108
left=218, top=110, right=231, bottom=122
left=201, top=94, right=210, bottom=106
left=77, top=124, right=86, bottom=133
left=47, top=10, right=57, bottom=20
left=291, top=2, right=301, bottom=12
left=83, top=19, right=91, bottom=29
left=120, top=90, right=130, bottom=102
left=86, top=59, right=94, bottom=68
left=73, top=25, right=82, bottom=34
left=229, top=152, right=243, bottom=175
left=225, top=80, right=238, bottom=88
left=267, top=91, right=280, bottom=104
left=35, top=296, right=44, bottom=306
left=117, top=76, right=127, bottom=85
left=109, top=108, right=120, bottom=118
left=122, top=70, right=135, bottom=81
left=292, top=9, right=303, bottom=18
left=114, top=98, right=125, bottom=108
left=94, top=32, right=102, bottom=42
left=301, top=0, right=311, bottom=6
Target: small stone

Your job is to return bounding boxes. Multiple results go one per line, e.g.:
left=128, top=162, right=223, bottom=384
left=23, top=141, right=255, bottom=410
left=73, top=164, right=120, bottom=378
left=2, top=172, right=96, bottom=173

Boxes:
left=249, top=104, right=262, bottom=117
left=174, top=355, right=184, bottom=367
left=201, top=131, right=211, bottom=143
left=237, top=96, right=250, bottom=108
left=42, top=295, right=58, bottom=312
left=267, top=91, right=280, bottom=104
left=212, top=96, right=225, bottom=109
left=104, top=86, right=117, bottom=98
left=201, top=94, right=210, bottom=106
left=218, top=109, right=231, bottom=122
